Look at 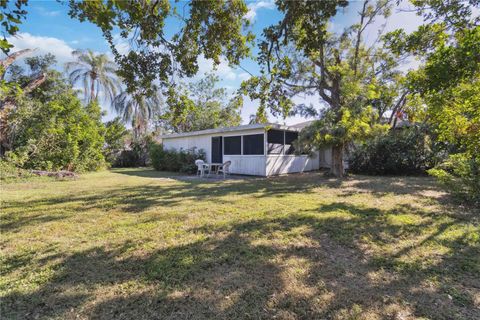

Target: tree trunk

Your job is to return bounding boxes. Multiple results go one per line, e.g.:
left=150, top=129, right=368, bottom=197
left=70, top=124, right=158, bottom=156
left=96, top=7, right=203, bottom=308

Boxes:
left=90, top=76, right=96, bottom=103
left=330, top=144, right=344, bottom=177
left=0, top=49, right=35, bottom=78
left=1, top=72, right=47, bottom=155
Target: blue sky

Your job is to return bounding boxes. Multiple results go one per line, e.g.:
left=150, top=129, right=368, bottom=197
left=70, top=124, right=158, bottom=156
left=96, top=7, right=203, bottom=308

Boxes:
left=9, top=0, right=423, bottom=125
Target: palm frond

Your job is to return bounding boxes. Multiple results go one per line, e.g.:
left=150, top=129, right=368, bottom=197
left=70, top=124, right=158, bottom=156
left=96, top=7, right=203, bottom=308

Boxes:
left=65, top=48, right=119, bottom=103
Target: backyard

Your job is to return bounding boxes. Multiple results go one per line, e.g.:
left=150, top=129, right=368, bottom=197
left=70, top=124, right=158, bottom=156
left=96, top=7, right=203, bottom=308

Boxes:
left=1, top=169, right=479, bottom=319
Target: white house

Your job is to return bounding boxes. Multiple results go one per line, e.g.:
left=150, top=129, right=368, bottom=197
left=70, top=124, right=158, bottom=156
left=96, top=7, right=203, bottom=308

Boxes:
left=159, top=122, right=332, bottom=176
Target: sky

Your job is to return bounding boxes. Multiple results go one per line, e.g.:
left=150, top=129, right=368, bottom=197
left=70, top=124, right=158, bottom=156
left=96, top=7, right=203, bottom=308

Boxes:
left=7, top=0, right=424, bottom=125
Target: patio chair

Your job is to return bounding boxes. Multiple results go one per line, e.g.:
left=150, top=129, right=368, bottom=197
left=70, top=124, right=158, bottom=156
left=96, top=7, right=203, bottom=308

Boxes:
left=195, top=159, right=209, bottom=177
left=217, top=161, right=231, bottom=179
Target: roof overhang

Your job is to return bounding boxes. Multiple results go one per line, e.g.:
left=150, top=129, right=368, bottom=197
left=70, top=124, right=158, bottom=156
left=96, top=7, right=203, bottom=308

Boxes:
left=159, top=123, right=302, bottom=139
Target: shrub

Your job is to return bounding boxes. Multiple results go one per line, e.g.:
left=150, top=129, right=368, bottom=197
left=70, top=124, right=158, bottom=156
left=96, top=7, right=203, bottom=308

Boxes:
left=150, top=144, right=206, bottom=174
left=7, top=96, right=106, bottom=172
left=112, top=135, right=153, bottom=168
left=428, top=153, right=480, bottom=205
left=113, top=150, right=141, bottom=167
left=104, top=117, right=128, bottom=165
left=349, top=126, right=443, bottom=175
left=0, top=160, right=35, bottom=182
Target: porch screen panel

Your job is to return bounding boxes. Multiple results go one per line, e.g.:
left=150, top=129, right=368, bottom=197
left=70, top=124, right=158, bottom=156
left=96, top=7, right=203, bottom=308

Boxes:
left=243, top=134, right=264, bottom=155
left=224, top=136, right=241, bottom=155
left=267, top=129, right=284, bottom=154
left=285, top=131, right=298, bottom=155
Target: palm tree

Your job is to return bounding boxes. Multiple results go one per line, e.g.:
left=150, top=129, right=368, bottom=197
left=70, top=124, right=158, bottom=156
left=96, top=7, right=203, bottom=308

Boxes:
left=113, top=91, right=162, bottom=139
left=65, top=49, right=119, bottom=103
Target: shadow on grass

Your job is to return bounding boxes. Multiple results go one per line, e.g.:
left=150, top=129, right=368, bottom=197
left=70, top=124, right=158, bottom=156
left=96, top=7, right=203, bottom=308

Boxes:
left=2, top=199, right=479, bottom=319
left=0, top=169, right=468, bottom=234
left=111, top=168, right=183, bottom=179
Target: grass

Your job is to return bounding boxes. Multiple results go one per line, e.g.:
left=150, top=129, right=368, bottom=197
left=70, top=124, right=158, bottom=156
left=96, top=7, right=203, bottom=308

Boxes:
left=1, top=168, right=479, bottom=320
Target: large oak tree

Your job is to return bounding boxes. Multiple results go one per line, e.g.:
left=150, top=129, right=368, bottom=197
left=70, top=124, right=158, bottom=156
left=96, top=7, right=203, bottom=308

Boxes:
left=242, top=0, right=400, bottom=177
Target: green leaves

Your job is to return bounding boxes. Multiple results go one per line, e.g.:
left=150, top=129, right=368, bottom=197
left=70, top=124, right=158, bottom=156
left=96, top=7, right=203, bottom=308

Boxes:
left=160, top=73, right=241, bottom=132
left=8, top=94, right=107, bottom=172
left=388, top=1, right=480, bottom=204
left=0, top=0, right=28, bottom=54
left=65, top=49, right=120, bottom=103
left=68, top=0, right=253, bottom=97
left=243, top=0, right=399, bottom=169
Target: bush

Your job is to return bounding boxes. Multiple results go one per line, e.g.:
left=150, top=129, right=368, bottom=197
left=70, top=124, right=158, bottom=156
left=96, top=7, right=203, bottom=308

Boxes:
left=113, top=150, right=141, bottom=167
left=0, top=160, right=35, bottom=182
left=104, top=117, right=128, bottom=165
left=7, top=96, right=106, bottom=172
left=112, top=135, right=153, bottom=168
left=349, top=126, right=443, bottom=175
left=150, top=144, right=206, bottom=174
left=428, top=153, right=480, bottom=205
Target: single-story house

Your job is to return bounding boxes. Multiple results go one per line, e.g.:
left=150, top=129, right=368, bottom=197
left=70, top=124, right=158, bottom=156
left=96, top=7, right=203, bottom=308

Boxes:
left=159, top=122, right=333, bottom=176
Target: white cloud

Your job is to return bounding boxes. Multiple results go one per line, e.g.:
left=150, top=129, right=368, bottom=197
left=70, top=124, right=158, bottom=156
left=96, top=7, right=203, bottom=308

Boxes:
left=245, top=0, right=275, bottom=21
left=7, top=32, right=75, bottom=64
left=196, top=55, right=238, bottom=81
left=238, top=72, right=251, bottom=81
left=36, top=6, right=61, bottom=17
left=111, top=33, right=131, bottom=55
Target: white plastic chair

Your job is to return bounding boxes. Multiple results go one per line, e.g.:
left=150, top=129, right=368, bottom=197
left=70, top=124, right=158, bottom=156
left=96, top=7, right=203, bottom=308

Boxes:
left=217, top=161, right=231, bottom=178
left=195, top=159, right=209, bottom=177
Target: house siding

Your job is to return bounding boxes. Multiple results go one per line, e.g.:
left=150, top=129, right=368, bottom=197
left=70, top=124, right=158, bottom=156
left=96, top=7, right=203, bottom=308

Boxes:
left=161, top=126, right=328, bottom=176
left=163, top=135, right=212, bottom=162
left=266, top=153, right=320, bottom=176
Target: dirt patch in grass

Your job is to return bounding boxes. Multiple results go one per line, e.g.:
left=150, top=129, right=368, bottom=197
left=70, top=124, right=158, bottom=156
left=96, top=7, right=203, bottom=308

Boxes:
left=1, top=169, right=479, bottom=319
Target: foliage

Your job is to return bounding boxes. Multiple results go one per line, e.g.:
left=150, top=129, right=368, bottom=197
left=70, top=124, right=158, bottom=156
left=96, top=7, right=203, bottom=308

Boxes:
left=160, top=73, right=242, bottom=133
left=241, top=0, right=401, bottom=176
left=150, top=144, right=206, bottom=173
left=67, top=0, right=253, bottom=98
left=424, top=80, right=480, bottom=204
left=7, top=94, right=106, bottom=172
left=426, top=79, right=480, bottom=156
left=295, top=106, right=389, bottom=154
left=113, top=134, right=154, bottom=168
left=384, top=1, right=479, bottom=203
left=349, top=126, right=443, bottom=175
left=113, top=150, right=140, bottom=168
left=65, top=49, right=120, bottom=103
left=9, top=53, right=61, bottom=101
left=0, top=158, right=34, bottom=181
left=113, top=90, right=162, bottom=139
left=0, top=0, right=28, bottom=54
left=428, top=153, right=480, bottom=205
left=103, top=117, right=128, bottom=165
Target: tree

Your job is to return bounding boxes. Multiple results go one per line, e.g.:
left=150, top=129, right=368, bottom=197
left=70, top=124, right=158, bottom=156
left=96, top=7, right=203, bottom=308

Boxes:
left=67, top=0, right=253, bottom=98
left=3, top=1, right=253, bottom=100
left=383, top=0, right=480, bottom=203
left=0, top=50, right=51, bottom=154
left=242, top=0, right=396, bottom=177
left=7, top=92, right=106, bottom=172
left=159, top=73, right=242, bottom=132
left=112, top=90, right=162, bottom=140
left=65, top=49, right=119, bottom=103
left=0, top=0, right=28, bottom=54
left=103, top=117, right=128, bottom=164
left=3, top=53, right=107, bottom=171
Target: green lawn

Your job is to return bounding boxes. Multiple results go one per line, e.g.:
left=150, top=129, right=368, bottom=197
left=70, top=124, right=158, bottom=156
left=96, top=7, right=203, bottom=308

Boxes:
left=1, top=168, right=479, bottom=319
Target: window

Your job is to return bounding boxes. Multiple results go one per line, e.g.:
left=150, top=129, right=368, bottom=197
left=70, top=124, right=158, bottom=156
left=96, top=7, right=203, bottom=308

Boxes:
left=284, top=131, right=298, bottom=155
left=224, top=136, right=241, bottom=155
left=267, top=129, right=284, bottom=154
left=243, top=134, right=264, bottom=155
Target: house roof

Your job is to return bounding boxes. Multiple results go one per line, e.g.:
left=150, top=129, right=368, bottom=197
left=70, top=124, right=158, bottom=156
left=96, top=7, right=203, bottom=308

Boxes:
left=289, top=120, right=316, bottom=129
left=159, top=123, right=303, bottom=139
